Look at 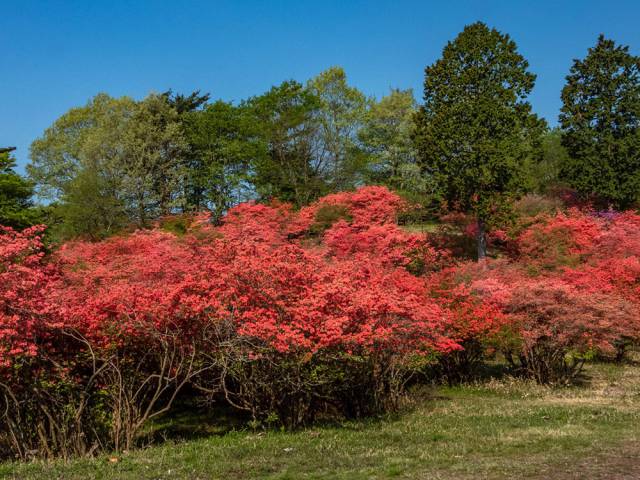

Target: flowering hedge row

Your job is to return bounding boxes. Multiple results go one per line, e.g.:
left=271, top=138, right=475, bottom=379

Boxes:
left=1, top=186, right=639, bottom=458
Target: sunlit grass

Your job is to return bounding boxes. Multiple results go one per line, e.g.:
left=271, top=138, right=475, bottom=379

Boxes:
left=2, top=361, right=639, bottom=480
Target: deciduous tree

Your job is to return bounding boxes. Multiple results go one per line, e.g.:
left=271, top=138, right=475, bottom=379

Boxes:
left=360, top=89, right=432, bottom=199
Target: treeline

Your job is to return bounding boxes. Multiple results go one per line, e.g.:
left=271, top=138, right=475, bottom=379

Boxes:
left=25, top=68, right=420, bottom=240
left=3, top=22, right=640, bottom=254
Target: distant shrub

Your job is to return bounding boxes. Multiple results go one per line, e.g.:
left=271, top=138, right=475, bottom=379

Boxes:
left=158, top=214, right=193, bottom=235
left=504, top=281, right=636, bottom=384
left=515, top=209, right=601, bottom=271
left=308, top=203, right=352, bottom=236
left=514, top=194, right=564, bottom=218
left=465, top=209, right=640, bottom=383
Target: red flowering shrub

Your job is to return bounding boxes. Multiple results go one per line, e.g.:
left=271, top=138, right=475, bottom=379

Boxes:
left=0, top=226, right=114, bottom=459
left=219, top=200, right=294, bottom=245
left=0, top=226, right=53, bottom=363
left=43, top=187, right=454, bottom=430
left=560, top=211, right=640, bottom=357
left=424, top=263, right=512, bottom=383
left=513, top=209, right=640, bottom=317
left=461, top=209, right=640, bottom=382
left=54, top=231, right=223, bottom=451
left=210, top=214, right=453, bottom=423
left=287, top=185, right=410, bottom=237
left=305, top=185, right=410, bottom=227
left=210, top=249, right=454, bottom=424
left=503, top=280, right=636, bottom=383
left=3, top=186, right=640, bottom=456
left=515, top=209, right=601, bottom=270
left=323, top=221, right=444, bottom=273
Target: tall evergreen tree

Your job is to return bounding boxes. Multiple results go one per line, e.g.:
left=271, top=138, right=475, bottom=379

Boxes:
left=414, top=22, right=544, bottom=259
left=0, top=148, right=41, bottom=229
left=559, top=35, right=640, bottom=208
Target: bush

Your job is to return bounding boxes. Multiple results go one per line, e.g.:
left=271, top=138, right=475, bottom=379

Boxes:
left=426, top=265, right=511, bottom=384
left=0, top=226, right=109, bottom=459
left=3, top=187, right=640, bottom=459
left=504, top=281, right=636, bottom=383
left=0, top=350, right=111, bottom=460
left=514, top=193, right=564, bottom=218
left=465, top=209, right=640, bottom=383
left=515, top=209, right=601, bottom=271
left=0, top=186, right=455, bottom=447
left=308, top=204, right=352, bottom=236
left=215, top=345, right=425, bottom=428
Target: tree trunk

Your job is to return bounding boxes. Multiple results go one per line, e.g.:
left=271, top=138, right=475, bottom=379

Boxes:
left=477, top=216, right=487, bottom=261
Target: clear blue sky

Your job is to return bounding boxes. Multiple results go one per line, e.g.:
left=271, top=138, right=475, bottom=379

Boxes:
left=2, top=0, right=640, bottom=172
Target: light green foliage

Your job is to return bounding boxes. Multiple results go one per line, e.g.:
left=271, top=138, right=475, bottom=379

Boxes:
left=120, top=93, right=189, bottom=225
left=414, top=22, right=545, bottom=258
left=29, top=93, right=136, bottom=201
left=560, top=35, right=640, bottom=208
left=28, top=93, right=190, bottom=237
left=248, top=68, right=369, bottom=206
left=360, top=88, right=434, bottom=199
left=534, top=128, right=570, bottom=192
left=53, top=167, right=128, bottom=240
left=28, top=94, right=135, bottom=237
left=306, top=66, right=370, bottom=191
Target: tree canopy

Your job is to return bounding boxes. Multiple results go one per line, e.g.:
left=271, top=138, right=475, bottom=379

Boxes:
left=22, top=32, right=640, bottom=244
left=414, top=22, right=545, bottom=259
left=559, top=35, right=640, bottom=208
left=0, top=148, right=40, bottom=229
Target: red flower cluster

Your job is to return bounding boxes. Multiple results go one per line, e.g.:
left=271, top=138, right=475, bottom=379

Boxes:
left=4, top=190, right=639, bottom=383
left=3, top=185, right=640, bottom=461
left=457, top=209, right=640, bottom=381
left=45, top=187, right=455, bottom=360
left=0, top=226, right=56, bottom=365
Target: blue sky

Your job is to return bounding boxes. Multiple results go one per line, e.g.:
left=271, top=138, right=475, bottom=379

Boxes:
left=2, top=0, right=640, bottom=172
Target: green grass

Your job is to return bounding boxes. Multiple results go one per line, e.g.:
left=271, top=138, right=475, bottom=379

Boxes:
left=2, top=362, right=640, bottom=479
left=401, top=221, right=441, bottom=234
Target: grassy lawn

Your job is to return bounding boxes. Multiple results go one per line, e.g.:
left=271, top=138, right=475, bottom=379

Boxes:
left=2, top=361, right=639, bottom=480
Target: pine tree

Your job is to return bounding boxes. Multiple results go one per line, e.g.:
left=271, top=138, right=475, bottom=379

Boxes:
left=559, top=35, right=640, bottom=208
left=0, top=148, right=40, bottom=229
left=414, top=22, right=543, bottom=260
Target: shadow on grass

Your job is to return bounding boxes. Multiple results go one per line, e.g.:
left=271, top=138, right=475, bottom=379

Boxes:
left=145, top=398, right=407, bottom=441
left=146, top=400, right=251, bottom=444
left=143, top=355, right=636, bottom=446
